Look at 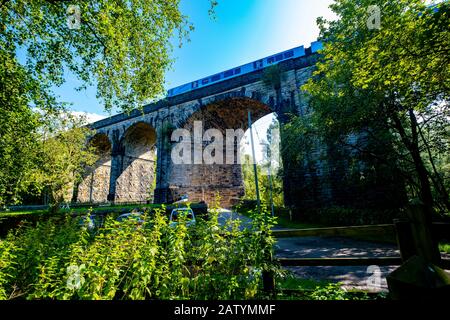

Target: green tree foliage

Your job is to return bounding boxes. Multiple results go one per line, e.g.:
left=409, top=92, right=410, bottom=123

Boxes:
left=261, top=119, right=284, bottom=207
left=281, top=110, right=408, bottom=213
left=0, top=50, right=57, bottom=206
left=302, top=0, right=450, bottom=214
left=0, top=90, right=97, bottom=208
left=279, top=113, right=316, bottom=175
left=0, top=1, right=216, bottom=206
left=1, top=0, right=217, bottom=112
left=31, top=113, right=98, bottom=211
left=241, top=119, right=284, bottom=208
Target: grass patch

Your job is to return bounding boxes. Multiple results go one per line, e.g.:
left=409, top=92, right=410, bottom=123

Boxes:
left=275, top=215, right=323, bottom=230
left=0, top=203, right=161, bottom=217
left=275, top=275, right=386, bottom=300
left=440, top=242, right=450, bottom=254
left=235, top=206, right=321, bottom=230
left=0, top=209, right=49, bottom=217
left=277, top=275, right=330, bottom=291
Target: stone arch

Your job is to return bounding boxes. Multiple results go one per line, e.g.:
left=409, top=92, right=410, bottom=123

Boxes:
left=76, top=133, right=112, bottom=203
left=115, top=122, right=157, bottom=202
left=167, top=97, right=272, bottom=208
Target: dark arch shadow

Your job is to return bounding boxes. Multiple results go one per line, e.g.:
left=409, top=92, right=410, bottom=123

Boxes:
left=181, top=97, right=271, bottom=132
left=115, top=122, right=157, bottom=203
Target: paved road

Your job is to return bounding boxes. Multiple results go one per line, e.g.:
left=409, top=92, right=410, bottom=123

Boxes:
left=216, top=209, right=399, bottom=292
left=274, top=236, right=400, bottom=291
left=217, top=210, right=450, bottom=291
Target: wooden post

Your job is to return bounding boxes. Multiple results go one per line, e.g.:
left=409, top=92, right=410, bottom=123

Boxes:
left=394, top=219, right=416, bottom=262
left=406, top=204, right=441, bottom=264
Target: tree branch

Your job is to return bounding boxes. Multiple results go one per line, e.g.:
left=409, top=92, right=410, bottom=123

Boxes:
left=417, top=123, right=450, bottom=211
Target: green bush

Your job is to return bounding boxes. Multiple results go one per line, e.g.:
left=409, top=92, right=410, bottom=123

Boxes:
left=0, top=199, right=278, bottom=300
left=297, top=206, right=404, bottom=226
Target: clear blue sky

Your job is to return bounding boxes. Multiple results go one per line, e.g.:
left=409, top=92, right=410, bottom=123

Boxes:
left=52, top=0, right=335, bottom=119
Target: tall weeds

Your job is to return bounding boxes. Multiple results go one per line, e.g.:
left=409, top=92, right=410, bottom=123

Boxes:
left=0, top=198, right=277, bottom=300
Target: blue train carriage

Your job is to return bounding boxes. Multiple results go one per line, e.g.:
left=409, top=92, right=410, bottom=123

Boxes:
left=310, top=40, right=324, bottom=54
left=167, top=41, right=323, bottom=98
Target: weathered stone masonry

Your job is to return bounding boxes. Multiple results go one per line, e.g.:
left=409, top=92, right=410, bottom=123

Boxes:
left=75, top=51, right=321, bottom=208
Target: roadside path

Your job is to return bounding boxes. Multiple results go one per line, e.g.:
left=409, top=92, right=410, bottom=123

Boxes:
left=216, top=209, right=444, bottom=292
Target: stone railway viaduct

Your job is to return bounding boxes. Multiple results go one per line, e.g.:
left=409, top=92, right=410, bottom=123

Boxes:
left=73, top=46, right=321, bottom=208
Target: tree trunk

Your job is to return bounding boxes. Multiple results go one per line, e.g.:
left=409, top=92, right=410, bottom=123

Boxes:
left=407, top=109, right=434, bottom=217
left=49, top=190, right=63, bottom=214
left=391, top=109, right=434, bottom=216
left=391, top=110, right=441, bottom=264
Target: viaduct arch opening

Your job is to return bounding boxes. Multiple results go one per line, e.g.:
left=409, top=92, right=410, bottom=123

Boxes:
left=240, top=112, right=284, bottom=207
left=115, top=122, right=157, bottom=203
left=166, top=97, right=272, bottom=208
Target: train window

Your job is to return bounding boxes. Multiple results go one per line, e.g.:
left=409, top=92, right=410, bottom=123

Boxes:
left=202, top=78, right=209, bottom=85
left=253, top=60, right=263, bottom=69
left=311, top=41, right=324, bottom=53
left=284, top=51, right=294, bottom=58
left=224, top=70, right=234, bottom=78
left=211, top=74, right=221, bottom=82
left=267, top=56, right=275, bottom=64
left=275, top=54, right=283, bottom=61
left=191, top=81, right=198, bottom=89
left=234, top=68, right=241, bottom=74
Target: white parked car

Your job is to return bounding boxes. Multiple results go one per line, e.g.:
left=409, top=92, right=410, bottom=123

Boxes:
left=116, top=212, right=144, bottom=224
left=169, top=208, right=196, bottom=228
left=78, top=214, right=97, bottom=231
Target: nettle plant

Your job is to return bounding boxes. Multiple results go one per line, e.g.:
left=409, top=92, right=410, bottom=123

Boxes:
left=0, top=198, right=278, bottom=300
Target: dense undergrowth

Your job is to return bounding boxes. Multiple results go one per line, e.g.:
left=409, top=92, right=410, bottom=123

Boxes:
left=0, top=200, right=277, bottom=300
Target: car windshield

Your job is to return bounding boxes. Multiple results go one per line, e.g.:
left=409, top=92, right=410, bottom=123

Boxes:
left=80, top=215, right=95, bottom=222
left=118, top=213, right=142, bottom=222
